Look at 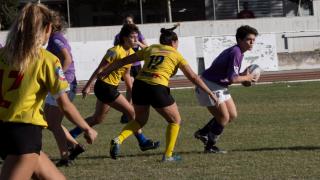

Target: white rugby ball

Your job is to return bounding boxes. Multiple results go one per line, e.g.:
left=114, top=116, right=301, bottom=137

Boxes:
left=241, top=64, right=262, bottom=87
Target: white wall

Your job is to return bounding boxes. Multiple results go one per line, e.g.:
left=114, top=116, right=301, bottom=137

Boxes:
left=0, top=0, right=319, bottom=80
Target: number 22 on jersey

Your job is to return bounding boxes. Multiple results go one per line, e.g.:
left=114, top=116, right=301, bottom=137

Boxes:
left=0, top=69, right=24, bottom=108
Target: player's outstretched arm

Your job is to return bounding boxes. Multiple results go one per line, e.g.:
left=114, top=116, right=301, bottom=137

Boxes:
left=98, top=54, right=139, bottom=79
left=56, top=93, right=98, bottom=144
left=180, top=64, right=219, bottom=105
left=82, top=59, right=110, bottom=98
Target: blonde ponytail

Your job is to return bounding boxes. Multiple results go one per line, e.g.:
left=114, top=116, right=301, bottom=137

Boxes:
left=3, top=3, right=53, bottom=72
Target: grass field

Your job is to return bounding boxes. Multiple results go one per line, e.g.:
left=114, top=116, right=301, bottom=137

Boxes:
left=3, top=81, right=320, bottom=179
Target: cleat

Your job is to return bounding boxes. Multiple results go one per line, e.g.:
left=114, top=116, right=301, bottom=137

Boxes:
left=139, top=139, right=160, bottom=151
left=120, top=114, right=129, bottom=124
left=56, top=159, right=73, bottom=167
left=194, top=129, right=208, bottom=145
left=110, top=138, right=121, bottom=159
left=69, top=144, right=85, bottom=160
left=162, top=154, right=182, bottom=162
left=204, top=145, right=227, bottom=154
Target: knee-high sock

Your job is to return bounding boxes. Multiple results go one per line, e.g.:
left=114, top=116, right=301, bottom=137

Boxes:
left=118, top=120, right=141, bottom=144
left=199, top=117, right=216, bottom=134
left=165, top=123, right=180, bottom=157
left=207, top=120, right=224, bottom=146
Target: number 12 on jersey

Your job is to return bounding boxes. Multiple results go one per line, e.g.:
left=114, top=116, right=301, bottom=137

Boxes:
left=147, top=55, right=164, bottom=69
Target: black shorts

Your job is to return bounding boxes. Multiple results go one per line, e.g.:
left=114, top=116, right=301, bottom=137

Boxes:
left=132, top=80, right=175, bottom=108
left=94, top=79, right=120, bottom=103
left=130, top=64, right=141, bottom=78
left=0, top=121, right=42, bottom=160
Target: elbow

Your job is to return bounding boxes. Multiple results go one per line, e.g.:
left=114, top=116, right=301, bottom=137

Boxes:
left=187, top=74, right=199, bottom=83
left=229, top=75, right=239, bottom=84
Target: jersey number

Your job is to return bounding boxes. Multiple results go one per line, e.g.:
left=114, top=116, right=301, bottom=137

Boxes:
left=147, top=55, right=164, bottom=69
left=0, top=70, right=24, bottom=108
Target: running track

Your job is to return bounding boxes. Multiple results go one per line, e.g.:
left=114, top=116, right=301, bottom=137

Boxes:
left=76, top=69, right=320, bottom=93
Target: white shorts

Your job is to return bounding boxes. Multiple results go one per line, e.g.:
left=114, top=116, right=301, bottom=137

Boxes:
left=45, top=83, right=76, bottom=107
left=195, top=77, right=231, bottom=106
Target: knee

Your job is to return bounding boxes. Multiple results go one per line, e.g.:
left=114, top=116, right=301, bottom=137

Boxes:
left=229, top=112, right=238, bottom=122
left=136, top=119, right=147, bottom=127
left=91, top=115, right=104, bottom=125
left=217, top=114, right=229, bottom=126
left=174, top=118, right=182, bottom=125
left=127, top=109, right=135, bottom=120
left=168, top=117, right=181, bottom=125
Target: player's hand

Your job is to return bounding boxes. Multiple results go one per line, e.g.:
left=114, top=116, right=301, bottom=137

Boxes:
left=83, top=127, right=97, bottom=145
left=209, top=92, right=220, bottom=107
left=82, top=86, right=90, bottom=99
left=134, top=41, right=143, bottom=47
left=246, top=73, right=256, bottom=82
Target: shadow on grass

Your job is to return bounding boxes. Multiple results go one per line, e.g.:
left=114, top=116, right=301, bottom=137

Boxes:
left=49, top=146, right=320, bottom=162
left=78, top=150, right=205, bottom=160
left=232, top=146, right=320, bottom=152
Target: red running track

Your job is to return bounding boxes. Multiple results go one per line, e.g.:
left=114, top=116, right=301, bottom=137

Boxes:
left=76, top=69, right=320, bottom=93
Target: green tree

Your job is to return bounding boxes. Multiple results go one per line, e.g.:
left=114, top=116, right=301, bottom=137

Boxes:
left=0, top=0, right=19, bottom=30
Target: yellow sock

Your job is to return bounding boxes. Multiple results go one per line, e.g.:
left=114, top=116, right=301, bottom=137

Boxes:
left=165, top=123, right=180, bottom=157
left=118, top=120, right=141, bottom=144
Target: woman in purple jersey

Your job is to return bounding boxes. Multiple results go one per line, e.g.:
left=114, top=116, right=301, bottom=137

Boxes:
left=194, top=25, right=258, bottom=153
left=44, top=11, right=84, bottom=166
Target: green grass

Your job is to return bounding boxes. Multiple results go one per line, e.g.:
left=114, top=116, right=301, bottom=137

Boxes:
left=4, top=82, right=320, bottom=179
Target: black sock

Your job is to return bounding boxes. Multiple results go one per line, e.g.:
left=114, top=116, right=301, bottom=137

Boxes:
left=206, top=120, right=224, bottom=146
left=211, top=120, right=224, bottom=135
left=199, top=117, right=216, bottom=134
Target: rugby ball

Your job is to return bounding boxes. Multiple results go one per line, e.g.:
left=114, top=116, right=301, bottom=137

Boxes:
left=241, top=64, right=261, bottom=87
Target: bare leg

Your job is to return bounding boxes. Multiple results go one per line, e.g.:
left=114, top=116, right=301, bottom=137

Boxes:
left=110, top=95, right=158, bottom=149
left=44, top=104, right=69, bottom=160
left=0, top=153, right=38, bottom=180
left=85, top=100, right=110, bottom=126
left=62, top=125, right=79, bottom=146
left=155, top=103, right=182, bottom=159
left=33, top=151, right=66, bottom=180
left=108, top=94, right=142, bottom=133
left=204, top=98, right=237, bottom=152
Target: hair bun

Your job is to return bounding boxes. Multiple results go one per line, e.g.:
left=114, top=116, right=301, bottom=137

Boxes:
left=160, top=28, right=167, bottom=34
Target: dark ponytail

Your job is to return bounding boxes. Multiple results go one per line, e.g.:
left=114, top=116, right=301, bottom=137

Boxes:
left=159, top=23, right=180, bottom=45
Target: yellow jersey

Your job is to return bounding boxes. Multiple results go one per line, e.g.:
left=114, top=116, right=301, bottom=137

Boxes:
left=100, top=45, right=134, bottom=86
left=136, top=44, right=188, bottom=86
left=0, top=48, right=69, bottom=127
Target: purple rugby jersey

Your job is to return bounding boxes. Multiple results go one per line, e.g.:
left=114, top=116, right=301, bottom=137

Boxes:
left=46, top=32, right=76, bottom=84
left=113, top=32, right=145, bottom=66
left=202, top=45, right=244, bottom=87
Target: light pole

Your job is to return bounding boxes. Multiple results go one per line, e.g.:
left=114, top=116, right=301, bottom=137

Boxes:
left=67, top=0, right=71, bottom=27
left=139, top=0, right=143, bottom=24
left=167, top=0, right=172, bottom=22
left=237, top=0, right=240, bottom=13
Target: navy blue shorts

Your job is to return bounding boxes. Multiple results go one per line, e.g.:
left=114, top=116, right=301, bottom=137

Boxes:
left=0, top=121, right=42, bottom=160
left=94, top=79, right=120, bottom=103
left=130, top=65, right=141, bottom=78
left=132, top=80, right=175, bottom=108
